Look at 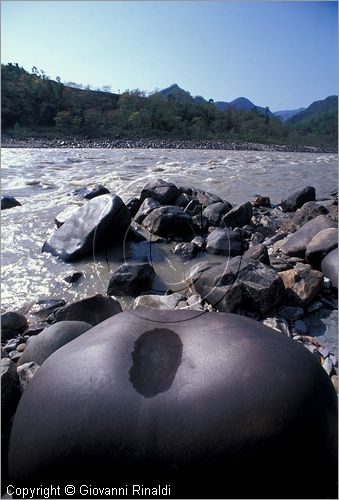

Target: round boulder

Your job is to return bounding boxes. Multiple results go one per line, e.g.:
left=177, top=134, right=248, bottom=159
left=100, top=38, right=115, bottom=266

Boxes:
left=9, top=310, right=337, bottom=499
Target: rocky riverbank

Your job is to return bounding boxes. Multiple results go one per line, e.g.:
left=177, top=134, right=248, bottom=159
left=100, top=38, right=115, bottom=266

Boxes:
left=1, top=177, right=338, bottom=496
left=1, top=135, right=337, bottom=153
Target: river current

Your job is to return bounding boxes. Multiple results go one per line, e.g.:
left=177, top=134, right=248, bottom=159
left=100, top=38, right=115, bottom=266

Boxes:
left=1, top=147, right=337, bottom=312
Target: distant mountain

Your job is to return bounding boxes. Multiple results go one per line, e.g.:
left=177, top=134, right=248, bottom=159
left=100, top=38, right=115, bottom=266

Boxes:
left=273, top=108, right=305, bottom=121
left=215, top=97, right=273, bottom=116
left=287, top=95, right=338, bottom=125
left=158, top=84, right=192, bottom=101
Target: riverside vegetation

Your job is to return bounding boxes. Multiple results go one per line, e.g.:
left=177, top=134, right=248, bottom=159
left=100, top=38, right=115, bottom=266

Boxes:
left=2, top=63, right=338, bottom=150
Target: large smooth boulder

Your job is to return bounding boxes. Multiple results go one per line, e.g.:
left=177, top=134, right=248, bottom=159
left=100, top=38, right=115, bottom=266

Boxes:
left=107, top=263, right=155, bottom=297
left=280, top=186, right=316, bottom=212
left=221, top=201, right=253, bottom=229
left=202, top=201, right=232, bottom=226
left=1, top=196, right=21, bottom=210
left=305, top=228, right=338, bottom=269
left=206, top=228, right=243, bottom=256
left=142, top=206, right=194, bottom=238
left=54, top=294, right=122, bottom=326
left=17, top=321, right=92, bottom=367
left=281, top=215, right=336, bottom=258
left=189, top=258, right=284, bottom=316
left=8, top=310, right=337, bottom=499
left=321, top=247, right=338, bottom=289
left=42, top=194, right=131, bottom=262
left=140, top=179, right=179, bottom=204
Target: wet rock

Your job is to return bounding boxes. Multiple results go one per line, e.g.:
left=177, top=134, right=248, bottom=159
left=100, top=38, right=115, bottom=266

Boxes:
left=305, top=309, right=338, bottom=358
left=140, top=179, right=179, bottom=204
left=142, top=206, right=194, bottom=238
left=43, top=194, right=131, bottom=262
left=305, top=228, right=338, bottom=269
left=63, top=272, right=83, bottom=284
left=17, top=321, right=92, bottom=367
left=280, top=186, right=316, bottom=212
left=243, top=243, right=270, bottom=265
left=173, top=242, right=197, bottom=260
left=133, top=293, right=185, bottom=310
left=189, top=258, right=284, bottom=316
left=206, top=228, right=243, bottom=256
left=126, top=197, right=142, bottom=218
left=54, top=294, right=122, bottom=325
left=134, top=197, right=160, bottom=224
left=54, top=205, right=80, bottom=228
left=281, top=215, right=335, bottom=258
left=1, top=196, right=21, bottom=210
left=17, top=362, right=39, bottom=393
left=184, top=199, right=202, bottom=216
left=322, top=358, right=334, bottom=377
left=107, top=263, right=155, bottom=297
left=202, top=202, right=232, bottom=226
left=221, top=201, right=253, bottom=229
left=292, top=320, right=307, bottom=335
left=279, top=306, right=304, bottom=321
left=1, top=312, right=28, bottom=340
left=252, top=196, right=271, bottom=208
left=28, top=299, right=66, bottom=321
left=279, top=264, right=323, bottom=305
left=70, top=184, right=110, bottom=200
left=321, top=248, right=338, bottom=288
left=279, top=201, right=329, bottom=233
left=191, top=235, right=206, bottom=250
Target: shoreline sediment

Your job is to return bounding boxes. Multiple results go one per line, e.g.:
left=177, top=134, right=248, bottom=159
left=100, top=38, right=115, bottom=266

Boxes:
left=1, top=135, right=337, bottom=153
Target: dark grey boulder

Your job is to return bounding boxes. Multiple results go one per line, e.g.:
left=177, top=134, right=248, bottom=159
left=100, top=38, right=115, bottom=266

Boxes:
left=43, top=194, right=131, bottom=262
left=140, top=179, right=179, bottom=204
left=175, top=192, right=195, bottom=208
left=173, top=242, right=197, bottom=260
left=54, top=294, right=122, bottom=326
left=126, top=197, right=142, bottom=218
left=70, top=184, right=110, bottom=200
left=243, top=243, right=270, bottom=265
left=1, top=196, right=22, bottom=210
left=221, top=201, right=253, bottom=229
left=194, top=188, right=223, bottom=207
left=17, top=321, right=92, bottom=367
left=281, top=215, right=336, bottom=258
left=252, top=196, right=271, bottom=208
left=280, top=186, right=316, bottom=212
left=206, top=228, right=243, bottom=257
left=107, top=263, right=155, bottom=297
left=305, top=228, right=338, bottom=269
left=134, top=198, right=160, bottom=224
left=321, top=248, right=338, bottom=288
left=142, top=206, right=194, bottom=238
left=1, top=312, right=28, bottom=335
left=203, top=201, right=232, bottom=226
left=28, top=299, right=66, bottom=321
left=280, top=201, right=328, bottom=233
left=189, top=258, right=284, bottom=316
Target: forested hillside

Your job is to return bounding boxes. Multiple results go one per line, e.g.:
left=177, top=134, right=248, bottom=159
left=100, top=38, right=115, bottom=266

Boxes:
left=1, top=63, right=337, bottom=149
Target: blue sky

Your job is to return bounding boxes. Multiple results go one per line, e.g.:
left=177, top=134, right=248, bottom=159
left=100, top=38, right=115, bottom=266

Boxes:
left=1, top=1, right=337, bottom=111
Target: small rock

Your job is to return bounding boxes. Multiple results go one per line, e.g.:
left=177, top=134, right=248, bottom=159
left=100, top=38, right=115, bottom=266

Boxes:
left=292, top=320, right=307, bottom=335
left=132, top=293, right=185, bottom=310
left=134, top=197, right=160, bottom=224
left=17, top=362, right=39, bottom=392
left=252, top=196, right=271, bottom=208
left=140, top=178, right=179, bottom=204
left=63, top=272, right=83, bottom=284
left=1, top=311, right=28, bottom=334
left=9, top=351, right=21, bottom=363
left=1, top=196, right=22, bottom=210
left=279, top=306, right=304, bottom=321
left=16, top=344, right=26, bottom=353
left=191, top=236, right=206, bottom=250
left=243, top=244, right=270, bottom=265
left=107, top=263, right=155, bottom=297
left=3, top=339, right=19, bottom=353
left=173, top=242, right=197, bottom=260
left=279, top=264, right=323, bottom=305
left=206, top=228, right=242, bottom=256
left=221, top=201, right=253, bottom=229
left=176, top=301, right=188, bottom=309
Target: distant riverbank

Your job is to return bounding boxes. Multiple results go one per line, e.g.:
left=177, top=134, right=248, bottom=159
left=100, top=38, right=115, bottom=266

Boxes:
left=1, top=135, right=336, bottom=153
